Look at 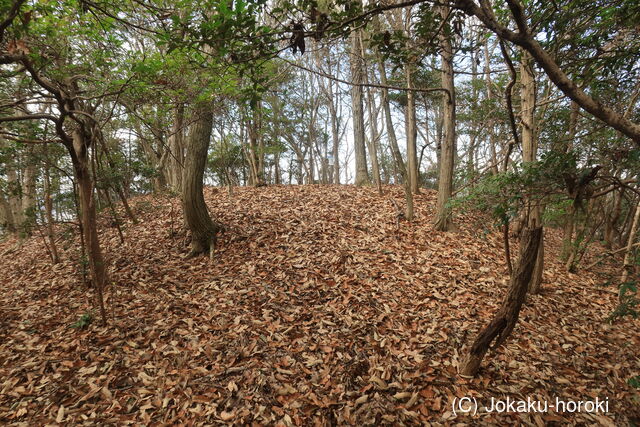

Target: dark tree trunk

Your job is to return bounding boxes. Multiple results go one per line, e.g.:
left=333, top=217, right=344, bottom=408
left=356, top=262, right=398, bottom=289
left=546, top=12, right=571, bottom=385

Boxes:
left=70, top=128, right=108, bottom=325
left=434, top=7, right=456, bottom=231
left=182, top=103, right=222, bottom=257
left=459, top=227, right=542, bottom=377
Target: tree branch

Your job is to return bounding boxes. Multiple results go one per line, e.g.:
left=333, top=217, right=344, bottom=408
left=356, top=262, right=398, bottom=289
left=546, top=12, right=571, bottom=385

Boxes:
left=0, top=0, right=26, bottom=43
left=454, top=0, right=640, bottom=145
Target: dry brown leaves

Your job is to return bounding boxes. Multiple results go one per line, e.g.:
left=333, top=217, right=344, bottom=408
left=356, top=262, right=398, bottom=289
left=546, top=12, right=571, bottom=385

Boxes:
left=0, top=185, right=638, bottom=425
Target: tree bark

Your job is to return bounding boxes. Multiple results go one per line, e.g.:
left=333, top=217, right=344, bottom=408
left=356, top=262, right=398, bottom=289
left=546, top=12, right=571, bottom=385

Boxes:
left=256, top=103, right=265, bottom=185
left=378, top=55, right=414, bottom=220
left=167, top=103, right=185, bottom=193
left=361, top=39, right=383, bottom=194
left=0, top=137, right=17, bottom=234
left=434, top=6, right=456, bottom=231
left=459, top=226, right=542, bottom=377
left=247, top=109, right=264, bottom=186
left=44, top=145, right=60, bottom=263
left=317, top=46, right=342, bottom=185
left=331, top=87, right=341, bottom=185
left=405, top=62, right=419, bottom=194
left=70, top=127, right=108, bottom=325
left=0, top=191, right=17, bottom=235
left=350, top=29, right=370, bottom=186
left=182, top=103, right=222, bottom=257
left=560, top=102, right=581, bottom=259
left=5, top=159, right=23, bottom=233
left=21, top=145, right=37, bottom=236
left=520, top=50, right=544, bottom=294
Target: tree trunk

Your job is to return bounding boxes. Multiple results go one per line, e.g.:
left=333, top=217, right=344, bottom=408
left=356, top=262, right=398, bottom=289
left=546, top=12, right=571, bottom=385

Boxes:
left=457, top=0, right=640, bottom=145
left=361, top=39, right=382, bottom=194
left=484, top=39, right=499, bottom=175
left=21, top=146, right=37, bottom=236
left=561, top=204, right=575, bottom=260
left=0, top=137, right=18, bottom=234
left=621, top=199, right=640, bottom=284
left=0, top=191, right=17, bottom=235
left=274, top=151, right=281, bottom=185
left=256, top=102, right=265, bottom=185
left=466, top=39, right=480, bottom=184
left=317, top=46, right=342, bottom=185
left=247, top=113, right=263, bottom=186
left=70, top=127, right=108, bottom=325
left=520, top=50, right=544, bottom=294
left=405, top=62, right=419, bottom=194
left=44, top=147, right=60, bottom=264
left=6, top=161, right=24, bottom=234
left=98, top=138, right=138, bottom=224
left=182, top=103, right=222, bottom=257
left=332, top=92, right=341, bottom=185
left=560, top=103, right=581, bottom=259
left=350, top=29, right=369, bottom=186
left=603, top=188, right=623, bottom=249
left=459, top=227, right=542, bottom=377
left=167, top=103, right=185, bottom=193
left=434, top=7, right=456, bottom=231
left=378, top=55, right=414, bottom=220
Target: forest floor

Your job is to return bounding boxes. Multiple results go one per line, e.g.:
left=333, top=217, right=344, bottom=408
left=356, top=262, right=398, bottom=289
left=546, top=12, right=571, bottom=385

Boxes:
left=0, top=185, right=638, bottom=426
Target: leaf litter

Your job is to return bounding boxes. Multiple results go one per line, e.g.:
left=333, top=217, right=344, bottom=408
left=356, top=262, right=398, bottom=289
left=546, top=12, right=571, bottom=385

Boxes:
left=0, top=185, right=638, bottom=425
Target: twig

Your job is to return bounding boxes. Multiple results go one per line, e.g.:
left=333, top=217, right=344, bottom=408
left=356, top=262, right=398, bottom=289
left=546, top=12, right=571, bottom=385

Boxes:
left=585, top=242, right=640, bottom=270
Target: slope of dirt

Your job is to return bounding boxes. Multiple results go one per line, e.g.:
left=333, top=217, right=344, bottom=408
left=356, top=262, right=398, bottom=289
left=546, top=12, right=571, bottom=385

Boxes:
left=0, top=185, right=638, bottom=426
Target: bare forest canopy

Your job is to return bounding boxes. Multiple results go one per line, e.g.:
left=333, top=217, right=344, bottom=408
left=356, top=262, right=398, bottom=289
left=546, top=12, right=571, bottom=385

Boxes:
left=1, top=0, right=640, bottom=424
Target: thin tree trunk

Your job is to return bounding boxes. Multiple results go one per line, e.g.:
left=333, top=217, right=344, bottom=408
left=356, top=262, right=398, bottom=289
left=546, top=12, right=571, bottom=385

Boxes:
left=377, top=55, right=414, bottom=220
left=331, top=89, right=341, bottom=185
left=70, top=128, right=108, bottom=326
left=603, top=187, right=623, bottom=249
left=323, top=71, right=341, bottom=185
left=350, top=29, right=369, bottom=186
left=44, top=146, right=60, bottom=263
left=459, top=227, right=542, bottom=377
left=167, top=103, right=185, bottom=192
left=560, top=103, right=581, bottom=260
left=361, top=39, right=382, bottom=194
left=21, top=146, right=37, bottom=236
left=256, top=102, right=265, bottom=185
left=405, top=62, right=419, bottom=194
left=274, top=151, right=281, bottom=185
left=247, top=114, right=262, bottom=186
left=561, top=205, right=575, bottom=260
left=466, top=39, right=480, bottom=184
left=0, top=137, right=18, bottom=235
left=99, top=138, right=138, bottom=224
left=621, top=199, right=640, bottom=283
left=6, top=160, right=24, bottom=234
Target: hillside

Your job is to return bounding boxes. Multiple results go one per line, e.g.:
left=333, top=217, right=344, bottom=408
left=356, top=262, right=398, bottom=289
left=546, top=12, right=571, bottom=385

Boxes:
left=0, top=185, right=638, bottom=425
